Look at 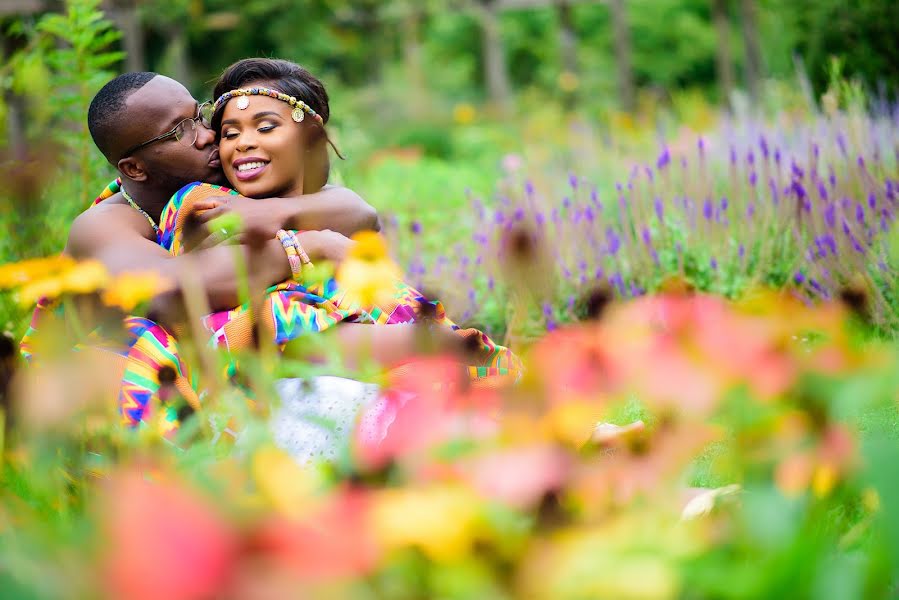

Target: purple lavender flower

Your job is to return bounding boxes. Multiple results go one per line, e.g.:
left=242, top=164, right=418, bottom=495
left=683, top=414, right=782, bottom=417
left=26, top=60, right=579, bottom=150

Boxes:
left=562, top=196, right=571, bottom=209
left=494, top=210, right=505, bottom=224
left=590, top=187, right=601, bottom=208
left=698, top=137, right=706, bottom=156
left=793, top=271, right=806, bottom=284
left=791, top=161, right=805, bottom=180
left=855, top=203, right=865, bottom=224
left=562, top=267, right=572, bottom=279
left=759, top=135, right=769, bottom=159
left=525, top=180, right=535, bottom=196
left=774, top=148, right=782, bottom=165
left=641, top=227, right=652, bottom=246
left=654, top=197, right=664, bottom=222
left=828, top=169, right=836, bottom=189
left=747, top=150, right=755, bottom=166
left=749, top=171, right=758, bottom=187
left=729, top=146, right=737, bottom=165
left=824, top=203, right=836, bottom=228
left=568, top=295, right=576, bottom=310
left=837, top=134, right=847, bottom=156
left=816, top=181, right=828, bottom=201
left=644, top=165, right=654, bottom=182
left=857, top=155, right=866, bottom=169
left=568, top=173, right=578, bottom=189
left=535, top=212, right=545, bottom=226
left=514, top=207, right=525, bottom=221
left=606, top=227, right=621, bottom=255
left=710, top=257, right=718, bottom=270
left=584, top=206, right=595, bottom=222
left=703, top=198, right=714, bottom=220
left=487, top=276, right=495, bottom=291
left=410, top=220, right=422, bottom=234
left=746, top=203, right=756, bottom=219
left=656, top=146, right=671, bottom=170
left=738, top=244, right=745, bottom=259
left=868, top=192, right=877, bottom=210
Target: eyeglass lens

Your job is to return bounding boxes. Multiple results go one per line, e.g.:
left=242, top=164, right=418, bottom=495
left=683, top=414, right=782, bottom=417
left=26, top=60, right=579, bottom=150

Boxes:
left=175, top=119, right=199, bottom=147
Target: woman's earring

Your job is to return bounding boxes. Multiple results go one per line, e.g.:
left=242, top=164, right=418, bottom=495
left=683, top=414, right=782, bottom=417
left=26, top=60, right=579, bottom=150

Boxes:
left=291, top=107, right=304, bottom=123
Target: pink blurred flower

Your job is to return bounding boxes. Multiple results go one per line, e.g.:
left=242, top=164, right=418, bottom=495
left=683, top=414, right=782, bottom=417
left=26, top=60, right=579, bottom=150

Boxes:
left=460, top=445, right=571, bottom=510
left=100, top=468, right=238, bottom=600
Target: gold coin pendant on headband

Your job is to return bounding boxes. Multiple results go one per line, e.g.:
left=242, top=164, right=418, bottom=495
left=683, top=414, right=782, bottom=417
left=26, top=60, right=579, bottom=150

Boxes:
left=236, top=96, right=249, bottom=110
left=291, top=107, right=304, bottom=123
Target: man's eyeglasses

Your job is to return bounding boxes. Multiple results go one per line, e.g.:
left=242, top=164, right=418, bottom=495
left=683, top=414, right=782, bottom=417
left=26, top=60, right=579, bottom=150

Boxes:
left=119, top=101, right=215, bottom=159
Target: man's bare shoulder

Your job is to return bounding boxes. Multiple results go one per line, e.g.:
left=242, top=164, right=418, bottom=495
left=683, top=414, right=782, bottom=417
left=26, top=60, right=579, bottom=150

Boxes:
left=67, top=196, right=155, bottom=257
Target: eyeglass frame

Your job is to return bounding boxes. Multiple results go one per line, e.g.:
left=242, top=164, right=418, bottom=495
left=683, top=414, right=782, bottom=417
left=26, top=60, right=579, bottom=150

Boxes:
left=118, top=101, right=215, bottom=160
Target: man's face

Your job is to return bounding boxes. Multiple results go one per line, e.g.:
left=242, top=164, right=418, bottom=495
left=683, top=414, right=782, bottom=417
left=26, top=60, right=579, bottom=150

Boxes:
left=121, top=76, right=226, bottom=190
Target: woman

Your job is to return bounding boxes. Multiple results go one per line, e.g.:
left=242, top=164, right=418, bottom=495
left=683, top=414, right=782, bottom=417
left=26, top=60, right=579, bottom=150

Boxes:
left=155, top=58, right=520, bottom=460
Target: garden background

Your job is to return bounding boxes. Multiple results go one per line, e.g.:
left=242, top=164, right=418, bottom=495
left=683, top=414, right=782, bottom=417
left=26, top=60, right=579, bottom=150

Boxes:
left=1, top=1, right=898, bottom=599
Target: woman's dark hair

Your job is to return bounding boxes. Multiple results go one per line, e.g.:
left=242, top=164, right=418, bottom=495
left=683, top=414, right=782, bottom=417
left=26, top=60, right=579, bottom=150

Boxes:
left=211, top=58, right=331, bottom=133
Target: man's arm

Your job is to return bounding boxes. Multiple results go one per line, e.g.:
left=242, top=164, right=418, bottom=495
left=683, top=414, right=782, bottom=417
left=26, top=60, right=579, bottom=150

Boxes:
left=195, top=185, right=380, bottom=241
left=283, top=185, right=380, bottom=235
left=66, top=205, right=334, bottom=312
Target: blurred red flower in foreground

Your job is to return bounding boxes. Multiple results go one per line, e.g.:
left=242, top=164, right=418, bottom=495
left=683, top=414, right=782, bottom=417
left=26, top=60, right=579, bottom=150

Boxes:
left=248, top=487, right=380, bottom=580
left=100, top=467, right=239, bottom=600
left=355, top=356, right=499, bottom=469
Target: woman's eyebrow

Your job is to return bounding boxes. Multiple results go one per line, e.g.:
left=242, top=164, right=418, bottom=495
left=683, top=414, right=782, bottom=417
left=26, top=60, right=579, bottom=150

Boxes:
left=220, top=111, right=283, bottom=127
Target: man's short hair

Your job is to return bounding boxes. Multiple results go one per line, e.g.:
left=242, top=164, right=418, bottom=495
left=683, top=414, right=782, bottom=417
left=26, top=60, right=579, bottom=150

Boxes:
left=87, top=72, right=158, bottom=162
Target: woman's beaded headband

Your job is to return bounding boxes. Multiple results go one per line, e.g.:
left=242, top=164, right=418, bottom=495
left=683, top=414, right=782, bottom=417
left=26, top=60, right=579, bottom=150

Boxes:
left=212, top=87, right=324, bottom=125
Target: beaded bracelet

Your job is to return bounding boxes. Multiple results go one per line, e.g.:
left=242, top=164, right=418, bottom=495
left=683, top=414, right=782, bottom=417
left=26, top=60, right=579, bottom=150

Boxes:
left=276, top=229, right=304, bottom=280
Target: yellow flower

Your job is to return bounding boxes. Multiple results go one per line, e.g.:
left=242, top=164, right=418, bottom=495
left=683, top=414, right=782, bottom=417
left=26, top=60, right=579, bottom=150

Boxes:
left=453, top=102, right=476, bottom=126
left=371, top=485, right=480, bottom=562
left=0, top=255, right=74, bottom=288
left=6, top=257, right=109, bottom=306
left=59, top=260, right=110, bottom=295
left=101, top=271, right=173, bottom=312
left=336, top=232, right=402, bottom=307
left=812, top=464, right=838, bottom=498
left=251, top=445, right=321, bottom=519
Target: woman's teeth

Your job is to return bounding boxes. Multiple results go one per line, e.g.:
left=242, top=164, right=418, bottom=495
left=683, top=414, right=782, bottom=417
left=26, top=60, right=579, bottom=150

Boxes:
left=237, top=161, right=266, bottom=172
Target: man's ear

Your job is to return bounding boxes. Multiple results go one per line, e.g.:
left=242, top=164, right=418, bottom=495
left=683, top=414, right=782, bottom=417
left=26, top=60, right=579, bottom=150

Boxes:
left=117, top=156, right=148, bottom=182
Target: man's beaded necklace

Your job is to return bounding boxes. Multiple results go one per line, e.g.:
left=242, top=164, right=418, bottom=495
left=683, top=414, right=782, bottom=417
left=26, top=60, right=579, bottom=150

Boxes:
left=121, top=186, right=160, bottom=234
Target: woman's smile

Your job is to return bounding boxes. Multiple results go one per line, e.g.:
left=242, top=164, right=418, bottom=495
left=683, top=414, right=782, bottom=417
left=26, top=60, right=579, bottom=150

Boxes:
left=232, top=156, right=270, bottom=181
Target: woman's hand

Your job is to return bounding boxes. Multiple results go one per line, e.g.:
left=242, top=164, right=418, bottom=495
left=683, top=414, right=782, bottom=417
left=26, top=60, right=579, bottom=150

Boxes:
left=296, top=229, right=355, bottom=264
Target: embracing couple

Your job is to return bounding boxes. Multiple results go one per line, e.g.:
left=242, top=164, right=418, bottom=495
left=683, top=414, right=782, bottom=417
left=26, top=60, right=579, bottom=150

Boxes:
left=25, top=57, right=519, bottom=456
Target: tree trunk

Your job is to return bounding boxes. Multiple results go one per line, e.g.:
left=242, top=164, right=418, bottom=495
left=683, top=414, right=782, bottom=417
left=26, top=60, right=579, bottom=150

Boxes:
left=711, top=0, right=734, bottom=110
left=1, top=28, right=27, bottom=160
left=738, top=0, right=763, bottom=104
left=166, top=23, right=191, bottom=89
left=610, top=0, right=635, bottom=112
left=556, top=0, right=578, bottom=110
left=106, top=0, right=145, bottom=72
left=401, top=7, right=426, bottom=117
left=479, top=0, right=512, bottom=115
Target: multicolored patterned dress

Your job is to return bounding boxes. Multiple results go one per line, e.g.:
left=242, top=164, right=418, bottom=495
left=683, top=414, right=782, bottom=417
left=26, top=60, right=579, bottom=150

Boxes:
left=22, top=180, right=521, bottom=432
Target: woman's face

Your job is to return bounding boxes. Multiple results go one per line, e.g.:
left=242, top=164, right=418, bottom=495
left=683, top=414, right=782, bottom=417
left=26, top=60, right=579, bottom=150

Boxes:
left=218, top=94, right=309, bottom=198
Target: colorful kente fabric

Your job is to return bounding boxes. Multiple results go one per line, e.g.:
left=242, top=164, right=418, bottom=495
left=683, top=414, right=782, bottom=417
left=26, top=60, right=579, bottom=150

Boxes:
left=20, top=179, right=199, bottom=432
left=159, top=182, right=522, bottom=384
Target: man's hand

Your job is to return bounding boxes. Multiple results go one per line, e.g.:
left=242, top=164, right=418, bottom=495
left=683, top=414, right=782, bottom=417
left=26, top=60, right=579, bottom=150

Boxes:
left=194, top=195, right=289, bottom=247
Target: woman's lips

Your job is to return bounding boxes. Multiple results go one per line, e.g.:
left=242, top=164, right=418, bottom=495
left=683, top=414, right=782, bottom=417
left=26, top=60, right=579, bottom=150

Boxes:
left=233, top=161, right=268, bottom=181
